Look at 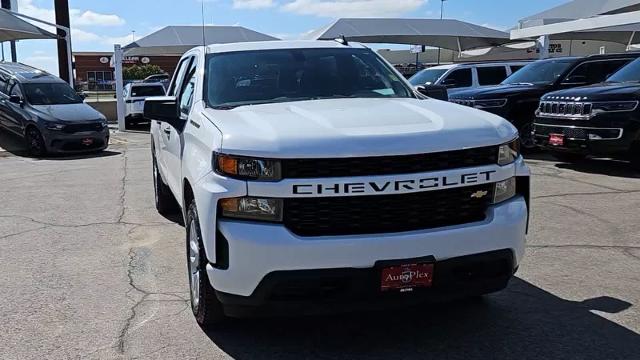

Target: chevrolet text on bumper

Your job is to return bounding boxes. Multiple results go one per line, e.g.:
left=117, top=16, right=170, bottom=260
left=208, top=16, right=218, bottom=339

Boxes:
left=145, top=40, right=531, bottom=328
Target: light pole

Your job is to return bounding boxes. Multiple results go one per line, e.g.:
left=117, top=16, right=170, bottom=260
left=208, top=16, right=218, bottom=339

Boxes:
left=437, top=0, right=446, bottom=64
left=131, top=30, right=135, bottom=43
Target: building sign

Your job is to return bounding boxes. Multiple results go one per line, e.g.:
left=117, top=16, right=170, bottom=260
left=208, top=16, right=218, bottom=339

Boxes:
left=527, top=43, right=564, bottom=54
left=141, top=57, right=150, bottom=64
left=99, top=56, right=110, bottom=64
left=122, top=56, right=140, bottom=64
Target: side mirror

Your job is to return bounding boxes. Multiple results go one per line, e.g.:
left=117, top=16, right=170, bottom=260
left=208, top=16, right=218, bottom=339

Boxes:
left=144, top=96, right=182, bottom=129
left=9, top=95, right=23, bottom=105
left=562, top=74, right=588, bottom=86
left=416, top=85, right=449, bottom=101
left=441, top=78, right=458, bottom=88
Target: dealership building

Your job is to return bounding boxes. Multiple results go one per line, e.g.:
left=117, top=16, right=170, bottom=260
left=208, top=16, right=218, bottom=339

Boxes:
left=73, top=51, right=180, bottom=90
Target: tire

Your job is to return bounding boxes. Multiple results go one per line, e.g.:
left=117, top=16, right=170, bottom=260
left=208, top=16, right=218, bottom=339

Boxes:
left=518, top=121, right=538, bottom=153
left=629, top=142, right=640, bottom=171
left=152, top=152, right=179, bottom=215
left=186, top=200, right=226, bottom=328
left=551, top=151, right=587, bottom=163
left=25, top=126, right=46, bottom=157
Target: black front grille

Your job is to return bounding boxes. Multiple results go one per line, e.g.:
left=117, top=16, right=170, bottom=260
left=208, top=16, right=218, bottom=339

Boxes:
left=539, top=101, right=592, bottom=117
left=63, top=122, right=104, bottom=134
left=534, top=125, right=587, bottom=139
left=281, top=146, right=498, bottom=178
left=284, top=184, right=493, bottom=236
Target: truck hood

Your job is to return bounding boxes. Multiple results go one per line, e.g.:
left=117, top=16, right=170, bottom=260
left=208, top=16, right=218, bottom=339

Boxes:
left=543, top=82, right=640, bottom=102
left=31, top=103, right=104, bottom=122
left=203, top=98, right=517, bottom=158
left=450, top=84, right=550, bottom=100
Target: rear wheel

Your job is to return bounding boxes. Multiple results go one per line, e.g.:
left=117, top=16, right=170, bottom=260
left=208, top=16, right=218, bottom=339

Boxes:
left=551, top=151, right=587, bottom=163
left=152, top=151, right=178, bottom=215
left=186, top=200, right=226, bottom=329
left=25, top=127, right=46, bottom=157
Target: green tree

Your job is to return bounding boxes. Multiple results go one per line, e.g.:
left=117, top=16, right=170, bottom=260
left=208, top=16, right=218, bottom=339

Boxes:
left=123, top=64, right=165, bottom=80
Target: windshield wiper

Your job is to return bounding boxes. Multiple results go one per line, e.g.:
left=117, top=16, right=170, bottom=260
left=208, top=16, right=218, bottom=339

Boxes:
left=507, top=82, right=535, bottom=86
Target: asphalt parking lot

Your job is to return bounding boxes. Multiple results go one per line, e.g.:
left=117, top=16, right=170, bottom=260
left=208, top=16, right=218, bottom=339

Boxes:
left=1, top=128, right=639, bottom=360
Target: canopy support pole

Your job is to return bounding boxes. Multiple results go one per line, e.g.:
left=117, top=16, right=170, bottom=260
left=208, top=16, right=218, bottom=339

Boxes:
left=114, top=44, right=126, bottom=132
left=456, top=37, right=462, bottom=58
left=628, top=31, right=636, bottom=50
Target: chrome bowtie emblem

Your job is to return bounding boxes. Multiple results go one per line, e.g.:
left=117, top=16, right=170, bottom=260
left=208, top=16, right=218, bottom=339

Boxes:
left=470, top=190, right=488, bottom=199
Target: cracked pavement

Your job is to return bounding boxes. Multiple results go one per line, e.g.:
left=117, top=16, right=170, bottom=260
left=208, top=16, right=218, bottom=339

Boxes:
left=1, top=130, right=640, bottom=359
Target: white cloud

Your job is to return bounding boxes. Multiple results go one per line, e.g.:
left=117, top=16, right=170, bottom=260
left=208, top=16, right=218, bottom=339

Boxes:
left=71, top=10, right=125, bottom=26
left=22, top=55, right=58, bottom=75
left=233, top=0, right=275, bottom=9
left=17, top=0, right=125, bottom=27
left=281, top=0, right=426, bottom=17
left=72, top=29, right=102, bottom=42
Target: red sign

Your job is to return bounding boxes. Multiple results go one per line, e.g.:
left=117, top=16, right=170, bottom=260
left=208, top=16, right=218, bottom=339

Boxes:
left=81, top=138, right=94, bottom=146
left=549, top=133, right=564, bottom=146
left=381, top=263, right=433, bottom=292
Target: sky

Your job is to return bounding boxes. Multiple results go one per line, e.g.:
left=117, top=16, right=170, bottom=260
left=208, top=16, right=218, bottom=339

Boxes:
left=3, top=0, right=567, bottom=75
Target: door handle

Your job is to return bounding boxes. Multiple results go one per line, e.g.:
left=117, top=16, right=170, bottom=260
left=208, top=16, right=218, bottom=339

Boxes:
left=163, top=128, right=171, bottom=135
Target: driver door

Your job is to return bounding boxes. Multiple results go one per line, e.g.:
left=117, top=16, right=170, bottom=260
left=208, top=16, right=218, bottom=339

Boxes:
left=155, top=56, right=191, bottom=187
left=4, top=80, right=28, bottom=134
left=162, top=56, right=197, bottom=197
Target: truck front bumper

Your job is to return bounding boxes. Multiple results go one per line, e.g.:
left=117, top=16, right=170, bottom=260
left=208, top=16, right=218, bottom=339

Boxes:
left=207, top=195, right=528, bottom=306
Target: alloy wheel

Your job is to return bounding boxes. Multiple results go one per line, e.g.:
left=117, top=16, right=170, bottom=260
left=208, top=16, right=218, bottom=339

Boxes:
left=188, top=220, right=201, bottom=312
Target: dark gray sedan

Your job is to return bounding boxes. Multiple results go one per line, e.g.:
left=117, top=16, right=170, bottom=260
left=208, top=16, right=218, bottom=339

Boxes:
left=0, top=63, right=109, bottom=156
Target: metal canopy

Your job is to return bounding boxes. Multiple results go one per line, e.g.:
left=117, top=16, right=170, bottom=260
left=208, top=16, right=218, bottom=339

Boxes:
left=122, top=26, right=279, bottom=56
left=0, top=8, right=57, bottom=42
left=519, top=0, right=640, bottom=27
left=511, top=10, right=640, bottom=43
left=307, top=18, right=511, bottom=51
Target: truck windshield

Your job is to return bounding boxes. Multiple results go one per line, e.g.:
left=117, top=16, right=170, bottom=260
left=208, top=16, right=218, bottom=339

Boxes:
left=607, top=58, right=640, bottom=83
left=23, top=83, right=83, bottom=105
left=205, top=48, right=413, bottom=108
left=502, top=59, right=575, bottom=86
left=409, top=68, right=448, bottom=86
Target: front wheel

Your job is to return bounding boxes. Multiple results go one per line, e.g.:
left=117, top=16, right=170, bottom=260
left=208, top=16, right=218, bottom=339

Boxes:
left=25, top=127, right=46, bottom=157
left=518, top=121, right=537, bottom=153
left=186, top=200, right=226, bottom=329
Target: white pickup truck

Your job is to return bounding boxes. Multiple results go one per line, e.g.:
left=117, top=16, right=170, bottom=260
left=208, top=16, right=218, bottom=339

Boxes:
left=145, top=40, right=530, bottom=328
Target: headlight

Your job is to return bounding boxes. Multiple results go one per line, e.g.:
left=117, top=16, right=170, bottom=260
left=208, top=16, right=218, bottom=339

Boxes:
left=591, top=101, right=638, bottom=114
left=492, top=177, right=516, bottom=204
left=214, top=153, right=281, bottom=181
left=497, top=138, right=520, bottom=165
left=44, top=121, right=66, bottom=131
left=219, top=197, right=283, bottom=222
left=474, top=99, right=507, bottom=109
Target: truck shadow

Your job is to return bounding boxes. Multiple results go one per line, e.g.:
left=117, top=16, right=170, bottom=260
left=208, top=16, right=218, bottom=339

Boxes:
left=555, top=158, right=640, bottom=179
left=205, top=277, right=638, bottom=359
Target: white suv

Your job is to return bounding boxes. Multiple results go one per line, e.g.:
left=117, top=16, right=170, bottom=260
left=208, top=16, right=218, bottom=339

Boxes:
left=409, top=62, right=530, bottom=94
left=146, top=40, right=530, bottom=327
left=123, top=82, right=166, bottom=126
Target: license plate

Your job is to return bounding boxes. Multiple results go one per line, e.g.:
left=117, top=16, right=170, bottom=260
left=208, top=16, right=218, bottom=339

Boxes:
left=81, top=138, right=94, bottom=146
left=381, top=263, right=433, bottom=292
left=549, top=133, right=564, bottom=146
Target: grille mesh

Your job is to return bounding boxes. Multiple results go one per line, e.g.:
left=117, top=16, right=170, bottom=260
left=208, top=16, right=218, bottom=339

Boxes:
left=534, top=125, right=587, bottom=139
left=281, top=146, right=498, bottom=178
left=284, top=184, right=493, bottom=236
